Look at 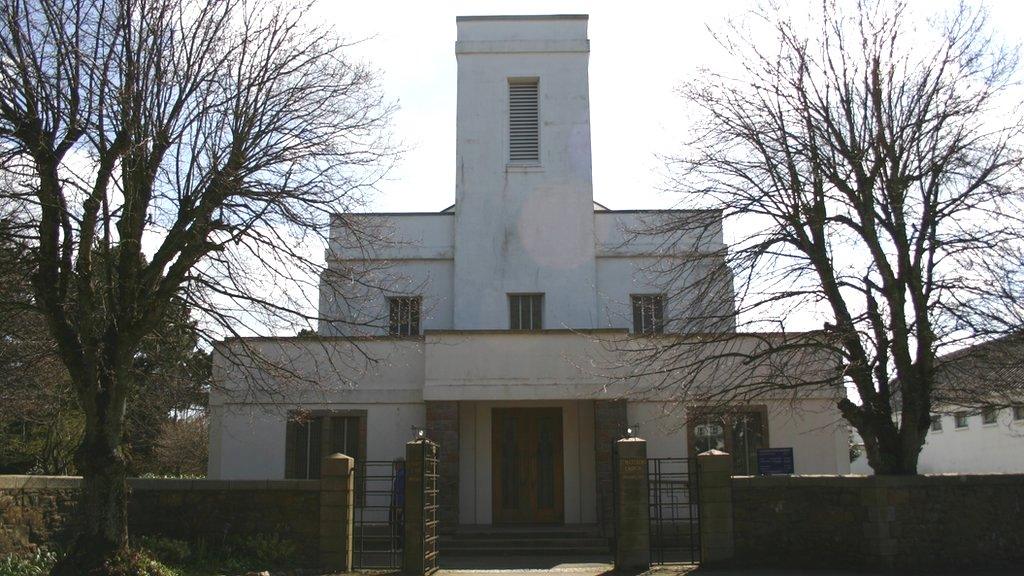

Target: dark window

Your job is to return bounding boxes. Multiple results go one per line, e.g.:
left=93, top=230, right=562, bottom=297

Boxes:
left=954, top=411, right=969, bottom=429
left=286, top=414, right=361, bottom=479
left=982, top=407, right=998, bottom=425
left=1015, top=405, right=1024, bottom=421
left=509, top=294, right=543, bottom=330
left=631, top=294, right=665, bottom=334
left=509, top=80, right=539, bottom=163
left=388, top=297, right=421, bottom=336
left=930, top=415, right=942, bottom=432
left=689, top=408, right=768, bottom=475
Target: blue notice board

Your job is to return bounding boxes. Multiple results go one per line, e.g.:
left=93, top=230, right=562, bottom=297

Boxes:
left=757, top=447, right=795, bottom=475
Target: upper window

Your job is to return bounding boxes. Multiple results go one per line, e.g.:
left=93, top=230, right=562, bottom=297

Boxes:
left=632, top=294, right=666, bottom=334
left=954, top=411, right=969, bottom=429
left=982, top=407, right=998, bottom=425
left=1015, top=405, right=1024, bottom=421
left=508, top=80, right=539, bottom=163
left=930, top=415, right=942, bottom=432
left=388, top=296, right=421, bottom=336
left=509, top=293, right=543, bottom=330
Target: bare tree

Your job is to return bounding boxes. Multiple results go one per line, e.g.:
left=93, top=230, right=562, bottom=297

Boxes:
left=0, top=0, right=394, bottom=572
left=621, top=0, right=1024, bottom=475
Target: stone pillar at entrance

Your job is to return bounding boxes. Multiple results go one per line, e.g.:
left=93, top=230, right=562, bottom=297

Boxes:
left=403, top=439, right=428, bottom=575
left=697, top=449, right=735, bottom=565
left=614, top=437, right=650, bottom=572
left=319, top=453, right=354, bottom=572
left=425, top=401, right=459, bottom=532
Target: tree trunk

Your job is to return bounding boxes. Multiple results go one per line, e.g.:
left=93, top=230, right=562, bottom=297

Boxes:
left=51, top=407, right=129, bottom=574
left=862, top=425, right=921, bottom=475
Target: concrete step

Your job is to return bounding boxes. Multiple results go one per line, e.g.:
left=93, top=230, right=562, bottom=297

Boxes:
left=441, top=546, right=612, bottom=557
left=441, top=525, right=611, bottom=557
left=440, top=537, right=609, bottom=548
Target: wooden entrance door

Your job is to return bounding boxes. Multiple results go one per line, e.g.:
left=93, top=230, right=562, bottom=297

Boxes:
left=492, top=407, right=564, bottom=524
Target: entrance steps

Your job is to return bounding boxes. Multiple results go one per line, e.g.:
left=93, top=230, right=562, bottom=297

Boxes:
left=441, top=524, right=611, bottom=557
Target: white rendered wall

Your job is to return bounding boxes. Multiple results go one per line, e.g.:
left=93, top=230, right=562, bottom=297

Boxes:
left=209, top=403, right=423, bottom=480
left=319, top=259, right=454, bottom=337
left=457, top=400, right=597, bottom=525
left=452, top=16, right=599, bottom=330
left=626, top=399, right=849, bottom=474
left=917, top=409, right=1024, bottom=473
left=208, top=339, right=426, bottom=479
left=320, top=214, right=455, bottom=336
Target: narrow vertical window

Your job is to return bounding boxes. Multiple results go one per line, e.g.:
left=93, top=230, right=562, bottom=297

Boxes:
left=631, top=294, right=665, bottom=334
left=285, top=415, right=322, bottom=479
left=509, top=80, right=539, bottom=163
left=930, top=415, right=942, bottom=432
left=509, top=294, right=543, bottom=330
left=388, top=297, right=421, bottom=336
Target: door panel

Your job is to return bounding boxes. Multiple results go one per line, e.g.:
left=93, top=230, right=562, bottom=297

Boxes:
left=492, top=408, right=564, bottom=524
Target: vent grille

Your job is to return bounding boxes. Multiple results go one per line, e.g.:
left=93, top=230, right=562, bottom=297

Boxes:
left=509, top=81, right=539, bottom=163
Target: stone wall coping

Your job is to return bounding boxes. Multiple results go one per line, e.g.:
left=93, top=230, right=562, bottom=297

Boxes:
left=0, top=475, right=320, bottom=492
left=0, top=475, right=82, bottom=489
left=732, top=473, right=1024, bottom=488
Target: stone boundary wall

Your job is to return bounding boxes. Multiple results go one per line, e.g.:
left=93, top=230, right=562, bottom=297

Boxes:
left=0, top=476, right=321, bottom=564
left=730, top=474, right=1024, bottom=571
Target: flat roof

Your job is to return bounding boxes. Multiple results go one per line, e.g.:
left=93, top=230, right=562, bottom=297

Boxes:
left=456, top=14, right=588, bottom=22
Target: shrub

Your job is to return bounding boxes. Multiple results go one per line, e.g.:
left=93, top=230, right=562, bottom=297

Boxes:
left=135, top=536, right=191, bottom=566
left=0, top=549, right=58, bottom=576
left=91, top=549, right=179, bottom=576
left=231, top=534, right=297, bottom=567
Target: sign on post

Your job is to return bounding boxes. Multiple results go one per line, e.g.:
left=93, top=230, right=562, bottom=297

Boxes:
left=756, top=447, right=794, bottom=475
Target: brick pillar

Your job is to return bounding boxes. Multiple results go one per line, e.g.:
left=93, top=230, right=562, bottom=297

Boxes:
left=697, top=450, right=734, bottom=566
left=595, top=399, right=627, bottom=535
left=403, top=439, right=426, bottom=575
left=424, top=401, right=459, bottom=532
left=319, top=453, right=354, bottom=572
left=614, top=437, right=650, bottom=572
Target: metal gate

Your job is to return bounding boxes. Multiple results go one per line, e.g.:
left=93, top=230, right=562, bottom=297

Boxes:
left=353, top=460, right=404, bottom=570
left=648, top=458, right=700, bottom=564
left=421, top=440, right=440, bottom=575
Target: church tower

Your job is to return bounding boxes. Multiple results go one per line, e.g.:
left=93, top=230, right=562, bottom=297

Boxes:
left=452, top=15, right=598, bottom=330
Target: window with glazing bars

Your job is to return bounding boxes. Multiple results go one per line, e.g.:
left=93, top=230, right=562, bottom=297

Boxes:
left=632, top=294, right=665, bottom=334
left=388, top=296, right=420, bottom=336
left=285, top=415, right=360, bottom=479
left=509, top=294, right=543, bottom=330
left=509, top=80, right=539, bottom=163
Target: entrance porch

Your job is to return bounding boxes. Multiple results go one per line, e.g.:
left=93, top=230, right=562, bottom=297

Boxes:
left=423, top=400, right=626, bottom=529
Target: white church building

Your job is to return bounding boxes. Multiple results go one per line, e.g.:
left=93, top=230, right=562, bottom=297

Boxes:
left=209, top=15, right=850, bottom=530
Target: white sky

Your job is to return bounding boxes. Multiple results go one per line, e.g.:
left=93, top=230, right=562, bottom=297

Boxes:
left=312, top=0, right=1024, bottom=214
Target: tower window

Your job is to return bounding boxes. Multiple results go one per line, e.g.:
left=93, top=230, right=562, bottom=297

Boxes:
left=509, top=80, right=539, bottom=163
left=509, top=294, right=543, bottom=330
left=388, top=297, right=421, bottom=336
left=632, top=294, right=666, bottom=334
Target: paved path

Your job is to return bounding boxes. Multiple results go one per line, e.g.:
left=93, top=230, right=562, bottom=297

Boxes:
left=435, top=565, right=1021, bottom=576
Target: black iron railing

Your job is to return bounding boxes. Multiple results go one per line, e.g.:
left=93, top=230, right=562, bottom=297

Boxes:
left=647, top=457, right=700, bottom=564
left=353, top=460, right=404, bottom=570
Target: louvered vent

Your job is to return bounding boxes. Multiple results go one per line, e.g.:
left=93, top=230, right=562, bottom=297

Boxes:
left=509, top=80, right=539, bottom=163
